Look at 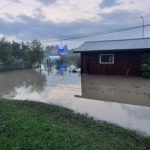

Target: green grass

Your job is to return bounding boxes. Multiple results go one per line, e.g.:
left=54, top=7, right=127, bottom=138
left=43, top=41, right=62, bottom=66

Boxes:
left=0, top=99, right=150, bottom=150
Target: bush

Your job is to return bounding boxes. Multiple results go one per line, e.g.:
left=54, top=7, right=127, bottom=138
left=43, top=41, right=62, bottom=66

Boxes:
left=141, top=54, right=150, bottom=78
left=141, top=64, right=150, bottom=78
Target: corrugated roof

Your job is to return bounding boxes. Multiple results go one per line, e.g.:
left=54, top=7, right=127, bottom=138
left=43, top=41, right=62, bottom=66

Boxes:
left=74, top=38, right=150, bottom=53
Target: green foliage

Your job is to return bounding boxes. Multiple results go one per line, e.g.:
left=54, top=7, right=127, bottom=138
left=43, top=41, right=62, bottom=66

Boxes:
left=12, top=41, right=23, bottom=58
left=30, top=40, right=44, bottom=65
left=141, top=55, right=150, bottom=78
left=0, top=40, right=12, bottom=65
left=22, top=42, right=32, bottom=68
left=141, top=64, right=150, bottom=78
left=0, top=39, right=44, bottom=71
left=0, top=99, right=150, bottom=150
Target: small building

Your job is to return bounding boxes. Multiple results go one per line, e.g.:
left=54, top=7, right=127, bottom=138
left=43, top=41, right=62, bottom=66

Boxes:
left=75, top=38, right=150, bottom=76
left=74, top=38, right=150, bottom=107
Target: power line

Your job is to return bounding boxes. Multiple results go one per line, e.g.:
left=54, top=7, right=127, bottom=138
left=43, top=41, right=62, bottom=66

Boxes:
left=42, top=24, right=150, bottom=43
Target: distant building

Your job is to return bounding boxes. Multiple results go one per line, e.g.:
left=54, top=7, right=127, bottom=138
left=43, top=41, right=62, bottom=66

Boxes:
left=51, top=46, right=59, bottom=55
left=45, top=45, right=69, bottom=57
left=45, top=45, right=59, bottom=57
left=45, top=46, right=51, bottom=57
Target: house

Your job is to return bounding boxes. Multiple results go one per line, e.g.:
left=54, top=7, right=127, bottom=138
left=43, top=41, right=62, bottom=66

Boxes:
left=75, top=38, right=150, bottom=76
left=74, top=38, right=150, bottom=107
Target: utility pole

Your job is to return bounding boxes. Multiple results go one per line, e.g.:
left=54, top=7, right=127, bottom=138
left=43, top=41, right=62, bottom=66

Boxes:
left=61, top=35, right=62, bottom=48
left=58, top=34, right=63, bottom=47
left=141, top=16, right=145, bottom=38
left=58, top=34, right=62, bottom=47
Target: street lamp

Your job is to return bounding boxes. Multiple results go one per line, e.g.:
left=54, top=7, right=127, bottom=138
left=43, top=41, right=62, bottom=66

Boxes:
left=141, top=16, right=144, bottom=38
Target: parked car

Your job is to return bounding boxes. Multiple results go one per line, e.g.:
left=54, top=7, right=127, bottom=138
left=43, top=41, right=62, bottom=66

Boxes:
left=69, top=68, right=81, bottom=73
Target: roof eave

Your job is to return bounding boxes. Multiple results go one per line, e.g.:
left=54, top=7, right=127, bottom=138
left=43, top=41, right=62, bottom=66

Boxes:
left=73, top=48, right=150, bottom=53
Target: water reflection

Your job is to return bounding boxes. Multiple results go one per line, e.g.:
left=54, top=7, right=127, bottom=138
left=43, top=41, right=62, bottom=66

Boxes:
left=0, top=70, right=46, bottom=97
left=0, top=69, right=150, bottom=136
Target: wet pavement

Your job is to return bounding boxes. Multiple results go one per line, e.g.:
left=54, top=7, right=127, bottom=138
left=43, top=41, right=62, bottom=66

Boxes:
left=0, top=69, right=150, bottom=136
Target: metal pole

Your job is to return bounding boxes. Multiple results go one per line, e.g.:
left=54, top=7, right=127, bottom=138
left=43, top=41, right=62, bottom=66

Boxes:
left=58, top=34, right=62, bottom=47
left=141, top=16, right=144, bottom=38
left=61, top=35, right=62, bottom=47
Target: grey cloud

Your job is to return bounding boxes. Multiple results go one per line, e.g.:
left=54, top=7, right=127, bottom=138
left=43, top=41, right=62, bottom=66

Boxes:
left=4, top=13, right=15, bottom=20
left=0, top=9, right=149, bottom=48
left=101, top=10, right=139, bottom=26
left=33, top=8, right=46, bottom=19
left=100, top=0, right=117, bottom=8
left=37, top=0, right=58, bottom=5
left=9, top=0, right=22, bottom=3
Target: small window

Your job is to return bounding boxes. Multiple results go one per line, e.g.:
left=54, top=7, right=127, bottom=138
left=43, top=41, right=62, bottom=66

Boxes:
left=100, top=54, right=114, bottom=64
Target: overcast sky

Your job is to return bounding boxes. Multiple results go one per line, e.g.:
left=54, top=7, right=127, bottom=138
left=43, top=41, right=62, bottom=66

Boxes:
left=0, top=0, right=150, bottom=48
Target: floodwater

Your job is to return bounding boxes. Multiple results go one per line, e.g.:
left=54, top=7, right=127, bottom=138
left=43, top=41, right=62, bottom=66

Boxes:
left=81, top=75, right=150, bottom=107
left=0, top=69, right=150, bottom=136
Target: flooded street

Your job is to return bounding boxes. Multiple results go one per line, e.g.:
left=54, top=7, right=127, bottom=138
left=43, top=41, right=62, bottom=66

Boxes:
left=0, top=69, right=150, bottom=136
left=81, top=75, right=150, bottom=107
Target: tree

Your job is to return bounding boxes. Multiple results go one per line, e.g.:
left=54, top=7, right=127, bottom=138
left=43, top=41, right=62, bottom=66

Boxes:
left=21, top=42, right=32, bottom=68
left=30, top=40, right=44, bottom=66
left=0, top=39, right=15, bottom=69
left=0, top=39, right=45, bottom=71
left=12, top=41, right=22, bottom=59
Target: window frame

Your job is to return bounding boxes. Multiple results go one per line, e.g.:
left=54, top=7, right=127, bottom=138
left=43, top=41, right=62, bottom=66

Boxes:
left=99, top=54, right=114, bottom=64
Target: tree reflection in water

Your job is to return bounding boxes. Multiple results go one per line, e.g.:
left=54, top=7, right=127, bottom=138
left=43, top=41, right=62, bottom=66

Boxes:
left=0, top=70, right=46, bottom=98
